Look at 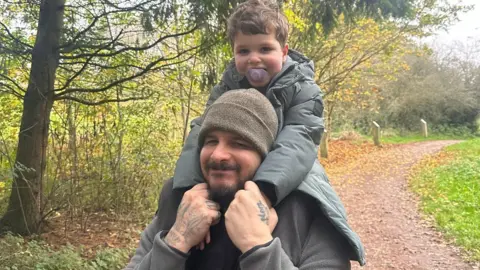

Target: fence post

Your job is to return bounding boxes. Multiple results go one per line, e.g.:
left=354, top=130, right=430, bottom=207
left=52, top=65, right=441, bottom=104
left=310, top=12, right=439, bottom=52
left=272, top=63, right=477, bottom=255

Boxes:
left=421, top=119, right=428, bottom=138
left=372, top=121, right=381, bottom=146
left=320, top=130, right=328, bottom=158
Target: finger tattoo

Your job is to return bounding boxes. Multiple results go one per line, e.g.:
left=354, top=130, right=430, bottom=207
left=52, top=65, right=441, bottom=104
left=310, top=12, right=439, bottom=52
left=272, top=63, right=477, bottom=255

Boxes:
left=257, top=201, right=269, bottom=225
left=205, top=200, right=218, bottom=210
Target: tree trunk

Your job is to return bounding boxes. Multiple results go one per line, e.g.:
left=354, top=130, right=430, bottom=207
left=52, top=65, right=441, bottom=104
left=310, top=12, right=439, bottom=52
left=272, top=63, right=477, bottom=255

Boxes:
left=0, top=0, right=65, bottom=235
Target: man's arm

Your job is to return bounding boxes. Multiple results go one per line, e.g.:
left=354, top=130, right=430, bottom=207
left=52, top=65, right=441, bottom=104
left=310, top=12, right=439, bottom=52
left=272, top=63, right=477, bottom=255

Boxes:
left=125, top=183, right=221, bottom=270
left=239, top=216, right=351, bottom=270
left=124, top=220, right=189, bottom=270
left=124, top=179, right=188, bottom=270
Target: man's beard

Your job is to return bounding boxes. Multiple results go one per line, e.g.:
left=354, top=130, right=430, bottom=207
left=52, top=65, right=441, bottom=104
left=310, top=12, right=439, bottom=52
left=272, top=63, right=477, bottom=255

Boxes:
left=208, top=182, right=245, bottom=212
left=205, top=160, right=244, bottom=212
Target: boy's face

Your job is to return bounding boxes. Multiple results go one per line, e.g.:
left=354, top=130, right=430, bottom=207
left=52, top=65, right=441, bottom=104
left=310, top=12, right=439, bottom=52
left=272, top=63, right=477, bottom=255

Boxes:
left=233, top=30, right=288, bottom=88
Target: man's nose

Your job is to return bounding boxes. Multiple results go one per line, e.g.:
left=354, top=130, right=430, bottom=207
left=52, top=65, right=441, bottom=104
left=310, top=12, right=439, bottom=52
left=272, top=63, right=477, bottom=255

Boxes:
left=210, top=143, right=231, bottom=162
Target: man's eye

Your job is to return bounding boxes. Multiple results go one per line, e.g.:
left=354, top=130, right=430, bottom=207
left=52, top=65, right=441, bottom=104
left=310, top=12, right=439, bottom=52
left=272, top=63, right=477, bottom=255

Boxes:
left=205, top=139, right=217, bottom=145
left=233, top=141, right=249, bottom=148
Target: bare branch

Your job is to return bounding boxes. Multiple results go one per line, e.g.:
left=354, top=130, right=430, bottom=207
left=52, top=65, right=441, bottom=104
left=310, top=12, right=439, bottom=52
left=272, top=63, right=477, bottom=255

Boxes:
left=102, top=0, right=157, bottom=12
left=59, top=16, right=103, bottom=52
left=59, top=61, right=144, bottom=70
left=0, top=82, right=24, bottom=99
left=60, top=26, right=198, bottom=60
left=60, top=0, right=158, bottom=52
left=57, top=31, right=123, bottom=91
left=55, top=95, right=151, bottom=105
left=0, top=73, right=26, bottom=94
left=54, top=45, right=200, bottom=97
left=0, top=22, right=33, bottom=50
left=0, top=43, right=32, bottom=57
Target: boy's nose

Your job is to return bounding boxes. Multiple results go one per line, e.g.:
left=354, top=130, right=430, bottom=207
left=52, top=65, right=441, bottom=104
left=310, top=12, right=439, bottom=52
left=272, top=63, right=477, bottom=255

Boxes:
left=248, top=54, right=261, bottom=65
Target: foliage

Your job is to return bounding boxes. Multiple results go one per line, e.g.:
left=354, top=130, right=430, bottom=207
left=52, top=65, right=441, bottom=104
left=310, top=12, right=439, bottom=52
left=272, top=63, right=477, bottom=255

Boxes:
left=378, top=51, right=479, bottom=132
left=410, top=139, right=480, bottom=261
left=284, top=0, right=469, bottom=132
left=0, top=233, right=132, bottom=270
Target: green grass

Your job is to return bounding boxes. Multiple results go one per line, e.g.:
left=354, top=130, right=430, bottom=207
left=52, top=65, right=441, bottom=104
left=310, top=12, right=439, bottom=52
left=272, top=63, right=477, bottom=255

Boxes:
left=360, top=134, right=464, bottom=144
left=410, top=138, right=480, bottom=261
left=0, top=233, right=133, bottom=270
left=380, top=134, right=454, bottom=144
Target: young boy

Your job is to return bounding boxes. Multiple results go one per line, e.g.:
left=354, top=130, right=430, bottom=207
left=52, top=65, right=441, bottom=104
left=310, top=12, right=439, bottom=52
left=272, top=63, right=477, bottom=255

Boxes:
left=173, top=0, right=324, bottom=208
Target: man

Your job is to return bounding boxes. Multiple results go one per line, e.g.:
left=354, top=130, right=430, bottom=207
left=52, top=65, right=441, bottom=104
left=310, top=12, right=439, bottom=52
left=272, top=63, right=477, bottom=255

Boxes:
left=125, top=89, right=364, bottom=269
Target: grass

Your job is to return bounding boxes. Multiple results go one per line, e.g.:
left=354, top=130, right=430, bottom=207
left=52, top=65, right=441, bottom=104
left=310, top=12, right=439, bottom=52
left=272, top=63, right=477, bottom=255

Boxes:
left=0, top=233, right=133, bottom=270
left=409, top=138, right=480, bottom=261
left=380, top=134, right=464, bottom=144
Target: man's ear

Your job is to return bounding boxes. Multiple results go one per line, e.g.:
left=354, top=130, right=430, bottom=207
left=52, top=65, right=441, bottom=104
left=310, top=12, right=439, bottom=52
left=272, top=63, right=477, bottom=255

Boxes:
left=282, top=44, right=289, bottom=63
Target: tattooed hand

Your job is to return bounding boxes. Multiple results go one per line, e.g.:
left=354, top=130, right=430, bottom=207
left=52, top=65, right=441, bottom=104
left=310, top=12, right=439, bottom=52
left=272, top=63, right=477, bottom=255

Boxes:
left=164, top=183, right=221, bottom=253
left=225, top=181, right=275, bottom=253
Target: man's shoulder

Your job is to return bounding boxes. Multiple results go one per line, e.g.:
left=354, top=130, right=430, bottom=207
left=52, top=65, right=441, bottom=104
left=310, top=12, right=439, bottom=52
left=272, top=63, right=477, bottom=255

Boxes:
left=275, top=191, right=318, bottom=218
left=155, top=178, right=185, bottom=218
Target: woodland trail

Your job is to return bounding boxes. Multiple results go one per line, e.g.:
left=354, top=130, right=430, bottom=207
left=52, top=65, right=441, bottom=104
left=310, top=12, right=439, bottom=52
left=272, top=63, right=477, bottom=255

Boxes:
left=326, top=140, right=478, bottom=270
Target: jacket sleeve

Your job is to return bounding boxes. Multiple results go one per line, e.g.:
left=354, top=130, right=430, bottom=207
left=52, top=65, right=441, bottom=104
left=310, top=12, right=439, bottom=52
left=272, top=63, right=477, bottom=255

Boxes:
left=124, top=178, right=189, bottom=270
left=239, top=215, right=351, bottom=270
left=124, top=225, right=189, bottom=270
left=172, top=81, right=230, bottom=188
left=253, top=80, right=324, bottom=205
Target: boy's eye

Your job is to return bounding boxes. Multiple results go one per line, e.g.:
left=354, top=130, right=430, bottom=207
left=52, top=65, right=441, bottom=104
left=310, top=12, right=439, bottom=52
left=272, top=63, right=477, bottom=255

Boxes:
left=261, top=47, right=273, bottom=53
left=238, top=49, right=249, bottom=55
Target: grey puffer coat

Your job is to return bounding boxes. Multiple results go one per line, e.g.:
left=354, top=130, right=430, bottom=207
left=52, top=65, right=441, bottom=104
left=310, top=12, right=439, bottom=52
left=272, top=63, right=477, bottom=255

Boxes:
left=172, top=49, right=365, bottom=265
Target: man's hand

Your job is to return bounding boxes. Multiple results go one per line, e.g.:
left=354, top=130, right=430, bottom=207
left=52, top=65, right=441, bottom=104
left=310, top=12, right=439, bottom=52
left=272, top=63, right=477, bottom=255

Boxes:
left=164, top=183, right=221, bottom=253
left=260, top=191, right=278, bottom=233
left=225, top=181, right=275, bottom=253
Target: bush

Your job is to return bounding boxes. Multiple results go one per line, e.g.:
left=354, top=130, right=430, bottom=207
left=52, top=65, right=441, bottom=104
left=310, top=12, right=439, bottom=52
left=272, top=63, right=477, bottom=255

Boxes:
left=0, top=233, right=132, bottom=270
left=430, top=124, right=476, bottom=138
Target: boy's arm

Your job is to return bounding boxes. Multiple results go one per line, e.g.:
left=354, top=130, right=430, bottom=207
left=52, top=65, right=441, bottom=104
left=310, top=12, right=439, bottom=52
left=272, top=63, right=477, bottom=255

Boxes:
left=254, top=81, right=324, bottom=205
left=173, top=81, right=230, bottom=189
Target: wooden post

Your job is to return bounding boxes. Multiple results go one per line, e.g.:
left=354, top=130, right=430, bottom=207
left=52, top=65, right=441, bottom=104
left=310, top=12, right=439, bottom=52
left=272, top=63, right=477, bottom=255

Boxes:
left=320, top=130, right=328, bottom=158
left=372, top=121, right=381, bottom=146
left=421, top=119, right=428, bottom=138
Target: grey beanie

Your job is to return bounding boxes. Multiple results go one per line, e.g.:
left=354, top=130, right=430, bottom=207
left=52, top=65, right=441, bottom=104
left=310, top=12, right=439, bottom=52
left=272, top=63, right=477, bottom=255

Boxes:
left=198, top=89, right=278, bottom=157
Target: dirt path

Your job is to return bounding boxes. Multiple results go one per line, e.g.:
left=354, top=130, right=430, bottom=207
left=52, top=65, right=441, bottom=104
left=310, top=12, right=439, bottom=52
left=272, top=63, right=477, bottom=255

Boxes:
left=327, top=140, right=478, bottom=270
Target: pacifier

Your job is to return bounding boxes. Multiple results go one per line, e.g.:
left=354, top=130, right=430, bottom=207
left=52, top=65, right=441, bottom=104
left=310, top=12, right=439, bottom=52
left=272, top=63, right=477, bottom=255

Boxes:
left=246, top=69, right=269, bottom=83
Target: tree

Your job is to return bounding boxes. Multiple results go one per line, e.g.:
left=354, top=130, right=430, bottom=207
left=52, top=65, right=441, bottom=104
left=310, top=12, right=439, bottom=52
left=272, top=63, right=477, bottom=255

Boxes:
left=0, top=0, right=207, bottom=235
left=0, top=0, right=419, bottom=235
left=285, top=0, right=470, bottom=132
left=381, top=42, right=480, bottom=132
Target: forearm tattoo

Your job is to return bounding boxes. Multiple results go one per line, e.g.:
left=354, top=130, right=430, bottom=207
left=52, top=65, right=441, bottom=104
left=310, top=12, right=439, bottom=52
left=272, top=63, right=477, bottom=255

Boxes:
left=257, top=201, right=269, bottom=225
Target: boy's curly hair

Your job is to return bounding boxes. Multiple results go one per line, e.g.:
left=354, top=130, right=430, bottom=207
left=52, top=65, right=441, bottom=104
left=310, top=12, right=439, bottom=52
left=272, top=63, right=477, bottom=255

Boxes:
left=227, top=0, right=289, bottom=47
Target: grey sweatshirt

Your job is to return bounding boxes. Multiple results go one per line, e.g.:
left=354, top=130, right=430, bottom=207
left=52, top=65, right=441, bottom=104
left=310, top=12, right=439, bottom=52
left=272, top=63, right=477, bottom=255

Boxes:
left=125, top=178, right=352, bottom=270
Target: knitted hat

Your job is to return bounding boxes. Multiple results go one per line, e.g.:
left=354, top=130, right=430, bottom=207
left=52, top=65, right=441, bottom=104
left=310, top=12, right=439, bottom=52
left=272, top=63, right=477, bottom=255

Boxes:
left=198, top=89, right=278, bottom=157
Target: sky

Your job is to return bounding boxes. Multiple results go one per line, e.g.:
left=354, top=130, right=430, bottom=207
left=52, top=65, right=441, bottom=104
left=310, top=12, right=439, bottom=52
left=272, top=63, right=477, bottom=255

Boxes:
left=428, top=0, right=480, bottom=45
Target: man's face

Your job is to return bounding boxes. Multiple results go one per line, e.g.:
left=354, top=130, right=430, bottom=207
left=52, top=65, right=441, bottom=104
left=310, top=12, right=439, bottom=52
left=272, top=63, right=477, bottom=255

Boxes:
left=200, top=130, right=262, bottom=207
left=233, top=30, right=288, bottom=88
